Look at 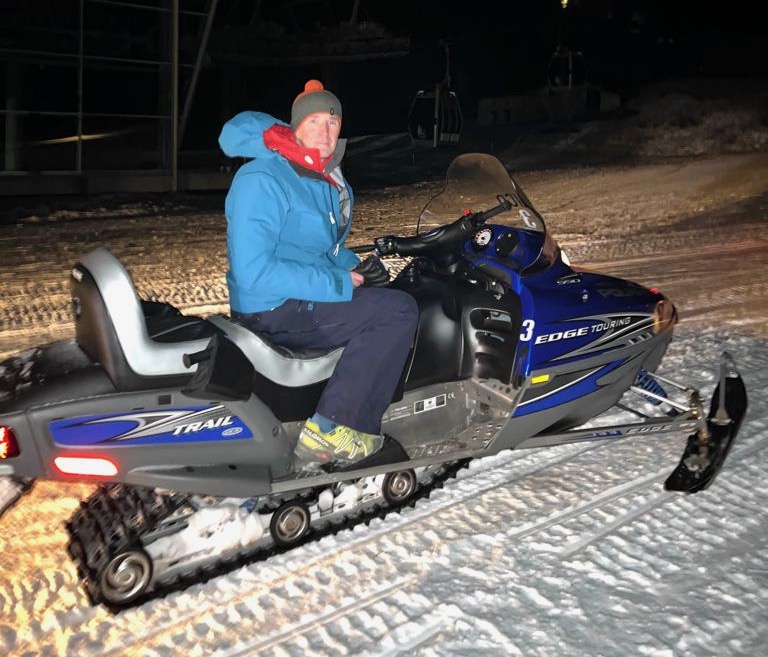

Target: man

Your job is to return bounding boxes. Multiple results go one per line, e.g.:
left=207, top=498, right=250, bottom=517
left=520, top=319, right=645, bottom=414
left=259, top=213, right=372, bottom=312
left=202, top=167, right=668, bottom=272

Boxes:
left=218, top=80, right=418, bottom=466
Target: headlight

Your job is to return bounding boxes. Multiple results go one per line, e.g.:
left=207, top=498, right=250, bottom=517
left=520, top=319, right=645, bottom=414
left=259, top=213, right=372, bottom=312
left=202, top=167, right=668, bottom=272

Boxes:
left=560, top=249, right=571, bottom=266
left=652, top=299, right=678, bottom=334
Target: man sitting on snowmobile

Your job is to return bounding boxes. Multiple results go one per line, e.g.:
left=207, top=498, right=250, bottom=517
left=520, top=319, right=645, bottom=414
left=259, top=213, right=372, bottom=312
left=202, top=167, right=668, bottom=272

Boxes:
left=218, top=80, right=418, bottom=466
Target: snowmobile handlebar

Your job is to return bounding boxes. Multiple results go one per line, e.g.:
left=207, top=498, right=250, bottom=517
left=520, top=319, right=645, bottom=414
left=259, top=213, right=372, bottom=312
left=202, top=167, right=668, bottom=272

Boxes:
left=353, top=194, right=514, bottom=258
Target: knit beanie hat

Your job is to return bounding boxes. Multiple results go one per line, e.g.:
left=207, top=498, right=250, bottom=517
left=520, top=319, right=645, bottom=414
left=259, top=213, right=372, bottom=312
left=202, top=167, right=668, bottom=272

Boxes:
left=291, top=80, right=342, bottom=131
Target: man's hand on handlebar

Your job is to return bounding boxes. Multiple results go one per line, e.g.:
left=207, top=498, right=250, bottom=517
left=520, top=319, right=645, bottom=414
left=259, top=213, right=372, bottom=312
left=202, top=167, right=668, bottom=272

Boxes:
left=353, top=255, right=390, bottom=287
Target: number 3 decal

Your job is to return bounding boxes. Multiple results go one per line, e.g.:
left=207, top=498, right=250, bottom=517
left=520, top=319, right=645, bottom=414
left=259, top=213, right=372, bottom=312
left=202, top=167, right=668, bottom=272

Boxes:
left=520, top=319, right=535, bottom=341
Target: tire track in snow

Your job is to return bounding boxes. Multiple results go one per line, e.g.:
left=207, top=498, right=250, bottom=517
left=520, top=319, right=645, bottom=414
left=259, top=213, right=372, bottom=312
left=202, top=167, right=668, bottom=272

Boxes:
left=521, top=426, right=768, bottom=561
left=528, top=394, right=768, bottom=559
left=215, top=577, right=417, bottom=657
left=505, top=468, right=674, bottom=544
left=538, top=366, right=768, bottom=558
left=579, top=235, right=767, bottom=265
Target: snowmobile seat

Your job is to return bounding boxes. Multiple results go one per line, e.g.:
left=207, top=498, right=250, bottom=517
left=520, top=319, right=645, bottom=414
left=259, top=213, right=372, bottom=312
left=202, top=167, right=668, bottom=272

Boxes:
left=141, top=299, right=216, bottom=343
left=206, top=315, right=343, bottom=388
left=70, top=247, right=217, bottom=391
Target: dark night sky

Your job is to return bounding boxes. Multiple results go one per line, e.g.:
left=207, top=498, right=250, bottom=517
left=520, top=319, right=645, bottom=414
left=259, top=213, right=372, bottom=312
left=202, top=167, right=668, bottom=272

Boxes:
left=1, top=0, right=764, bottom=157
left=205, top=0, right=765, bottom=136
left=212, top=0, right=765, bottom=116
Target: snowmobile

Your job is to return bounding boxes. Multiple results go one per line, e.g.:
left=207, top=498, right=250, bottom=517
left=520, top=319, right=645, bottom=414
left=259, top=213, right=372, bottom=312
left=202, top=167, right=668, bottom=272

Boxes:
left=0, top=153, right=747, bottom=608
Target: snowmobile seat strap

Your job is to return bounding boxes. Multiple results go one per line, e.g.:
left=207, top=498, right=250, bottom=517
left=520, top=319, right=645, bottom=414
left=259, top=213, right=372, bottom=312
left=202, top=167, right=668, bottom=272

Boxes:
left=206, top=315, right=343, bottom=387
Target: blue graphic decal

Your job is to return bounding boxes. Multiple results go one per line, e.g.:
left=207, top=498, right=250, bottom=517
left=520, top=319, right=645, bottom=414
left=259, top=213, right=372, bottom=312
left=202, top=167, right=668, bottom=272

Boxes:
left=513, top=359, right=627, bottom=417
left=49, top=405, right=253, bottom=446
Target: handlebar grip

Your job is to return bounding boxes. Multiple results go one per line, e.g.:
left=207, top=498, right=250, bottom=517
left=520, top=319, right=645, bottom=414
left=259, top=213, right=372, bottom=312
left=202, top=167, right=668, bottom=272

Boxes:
left=476, top=196, right=513, bottom=224
left=351, top=244, right=376, bottom=254
left=183, top=346, right=213, bottom=369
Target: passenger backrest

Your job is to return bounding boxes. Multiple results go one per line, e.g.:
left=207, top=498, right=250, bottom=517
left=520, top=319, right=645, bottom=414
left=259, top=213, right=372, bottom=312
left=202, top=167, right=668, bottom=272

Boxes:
left=70, top=247, right=211, bottom=391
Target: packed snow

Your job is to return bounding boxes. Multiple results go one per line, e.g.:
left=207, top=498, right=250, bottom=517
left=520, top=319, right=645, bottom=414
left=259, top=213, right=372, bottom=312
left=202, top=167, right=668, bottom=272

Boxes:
left=1, top=79, right=767, bottom=656
left=2, top=330, right=767, bottom=656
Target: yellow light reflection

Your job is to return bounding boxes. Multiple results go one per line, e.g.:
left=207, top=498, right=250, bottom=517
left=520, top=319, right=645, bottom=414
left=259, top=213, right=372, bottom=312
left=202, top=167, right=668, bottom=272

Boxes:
left=36, top=132, right=113, bottom=145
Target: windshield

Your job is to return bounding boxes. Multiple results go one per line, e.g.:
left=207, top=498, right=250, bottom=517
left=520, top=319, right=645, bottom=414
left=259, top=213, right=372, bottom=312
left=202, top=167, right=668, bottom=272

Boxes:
left=418, top=153, right=559, bottom=274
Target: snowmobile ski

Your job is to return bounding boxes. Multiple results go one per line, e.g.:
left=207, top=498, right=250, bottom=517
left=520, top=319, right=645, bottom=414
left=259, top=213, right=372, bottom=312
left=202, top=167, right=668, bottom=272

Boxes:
left=664, top=352, right=747, bottom=493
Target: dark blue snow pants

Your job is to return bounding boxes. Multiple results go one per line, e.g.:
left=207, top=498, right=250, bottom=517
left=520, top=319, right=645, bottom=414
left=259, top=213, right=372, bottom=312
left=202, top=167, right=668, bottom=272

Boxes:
left=233, top=287, right=419, bottom=434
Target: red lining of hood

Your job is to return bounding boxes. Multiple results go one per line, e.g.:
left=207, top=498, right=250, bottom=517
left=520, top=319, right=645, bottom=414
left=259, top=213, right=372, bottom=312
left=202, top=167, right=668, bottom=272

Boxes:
left=263, top=124, right=336, bottom=186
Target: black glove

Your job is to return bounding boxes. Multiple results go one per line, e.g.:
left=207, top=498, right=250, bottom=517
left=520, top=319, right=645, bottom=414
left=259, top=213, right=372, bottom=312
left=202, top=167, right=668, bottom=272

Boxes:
left=353, top=254, right=390, bottom=287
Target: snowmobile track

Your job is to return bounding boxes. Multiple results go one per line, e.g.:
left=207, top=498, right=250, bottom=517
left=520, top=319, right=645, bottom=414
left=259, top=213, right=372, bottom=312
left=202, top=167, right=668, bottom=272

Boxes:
left=67, top=460, right=471, bottom=610
left=67, top=484, right=191, bottom=605
left=68, top=436, right=632, bottom=611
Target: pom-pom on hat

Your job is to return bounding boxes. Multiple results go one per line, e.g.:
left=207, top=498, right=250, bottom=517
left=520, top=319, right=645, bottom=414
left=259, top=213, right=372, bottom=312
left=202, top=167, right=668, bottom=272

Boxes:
left=291, top=79, right=342, bottom=131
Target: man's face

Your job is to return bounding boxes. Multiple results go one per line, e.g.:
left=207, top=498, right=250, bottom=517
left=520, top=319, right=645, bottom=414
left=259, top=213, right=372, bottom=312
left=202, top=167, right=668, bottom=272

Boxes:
left=294, top=112, right=341, bottom=160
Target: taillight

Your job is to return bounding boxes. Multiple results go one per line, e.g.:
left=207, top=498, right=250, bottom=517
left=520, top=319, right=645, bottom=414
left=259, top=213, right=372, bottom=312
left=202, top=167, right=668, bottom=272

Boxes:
left=53, top=456, right=119, bottom=477
left=0, top=426, right=20, bottom=459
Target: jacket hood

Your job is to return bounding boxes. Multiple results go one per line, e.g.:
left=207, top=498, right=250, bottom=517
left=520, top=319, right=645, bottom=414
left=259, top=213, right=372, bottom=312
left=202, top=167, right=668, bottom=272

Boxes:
left=218, top=111, right=284, bottom=159
left=218, top=111, right=347, bottom=176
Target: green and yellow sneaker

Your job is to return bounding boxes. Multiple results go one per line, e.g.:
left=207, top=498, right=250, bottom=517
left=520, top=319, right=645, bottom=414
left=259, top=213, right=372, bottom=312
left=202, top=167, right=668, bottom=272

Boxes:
left=294, top=419, right=384, bottom=464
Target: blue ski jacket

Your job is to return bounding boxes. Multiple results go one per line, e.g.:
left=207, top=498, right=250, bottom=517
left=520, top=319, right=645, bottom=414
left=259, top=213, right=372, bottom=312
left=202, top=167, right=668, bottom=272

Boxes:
left=218, top=111, right=360, bottom=313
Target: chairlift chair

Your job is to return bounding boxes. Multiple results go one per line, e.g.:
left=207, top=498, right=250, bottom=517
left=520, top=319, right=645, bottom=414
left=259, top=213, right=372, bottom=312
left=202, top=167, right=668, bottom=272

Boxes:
left=407, top=84, right=463, bottom=148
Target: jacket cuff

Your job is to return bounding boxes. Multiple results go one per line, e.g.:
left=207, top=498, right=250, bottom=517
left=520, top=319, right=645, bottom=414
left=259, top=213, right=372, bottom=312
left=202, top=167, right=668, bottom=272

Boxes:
left=337, top=245, right=361, bottom=270
left=336, top=268, right=354, bottom=300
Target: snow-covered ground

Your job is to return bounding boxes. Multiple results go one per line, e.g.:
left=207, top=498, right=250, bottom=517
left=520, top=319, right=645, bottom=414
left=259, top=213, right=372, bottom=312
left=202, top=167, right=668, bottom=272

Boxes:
left=1, top=79, right=767, bottom=656
left=1, top=330, right=766, bottom=656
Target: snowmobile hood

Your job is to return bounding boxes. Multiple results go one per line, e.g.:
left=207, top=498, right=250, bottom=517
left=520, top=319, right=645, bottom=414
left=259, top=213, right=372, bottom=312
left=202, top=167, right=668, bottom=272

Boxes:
left=218, top=111, right=284, bottom=160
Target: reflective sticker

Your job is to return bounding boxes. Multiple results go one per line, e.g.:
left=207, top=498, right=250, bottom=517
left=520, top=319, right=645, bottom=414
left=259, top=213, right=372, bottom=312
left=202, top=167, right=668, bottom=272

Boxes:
left=414, top=394, right=447, bottom=414
left=556, top=273, right=581, bottom=285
